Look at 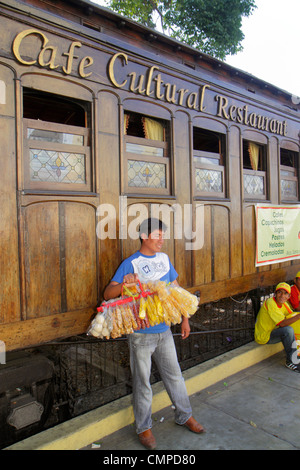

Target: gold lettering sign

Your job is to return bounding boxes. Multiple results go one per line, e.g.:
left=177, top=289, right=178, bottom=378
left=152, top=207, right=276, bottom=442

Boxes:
left=12, top=29, right=94, bottom=78
left=11, top=31, right=288, bottom=136
left=107, top=53, right=287, bottom=136
left=107, top=52, right=210, bottom=112
left=215, top=94, right=287, bottom=136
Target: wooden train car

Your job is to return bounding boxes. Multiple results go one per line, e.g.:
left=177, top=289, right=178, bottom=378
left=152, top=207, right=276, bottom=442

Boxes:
left=0, top=0, right=300, bottom=354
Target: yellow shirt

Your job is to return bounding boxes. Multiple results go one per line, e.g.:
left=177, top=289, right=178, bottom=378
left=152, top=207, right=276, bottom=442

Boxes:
left=255, top=297, right=293, bottom=344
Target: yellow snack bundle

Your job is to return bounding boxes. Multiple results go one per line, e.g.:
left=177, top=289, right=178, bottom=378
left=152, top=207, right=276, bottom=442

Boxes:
left=145, top=280, right=199, bottom=323
left=88, top=280, right=200, bottom=340
left=154, top=294, right=164, bottom=322
left=146, top=295, right=160, bottom=326
left=169, top=286, right=199, bottom=318
left=139, top=296, right=147, bottom=319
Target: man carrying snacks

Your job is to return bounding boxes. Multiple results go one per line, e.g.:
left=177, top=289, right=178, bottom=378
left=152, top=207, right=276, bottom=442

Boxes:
left=104, top=217, right=204, bottom=450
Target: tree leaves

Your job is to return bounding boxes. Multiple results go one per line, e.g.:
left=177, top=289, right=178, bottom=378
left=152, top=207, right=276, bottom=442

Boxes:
left=107, top=0, right=256, bottom=60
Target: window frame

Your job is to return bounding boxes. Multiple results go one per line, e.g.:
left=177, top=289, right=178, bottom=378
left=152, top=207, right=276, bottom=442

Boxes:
left=242, top=139, right=267, bottom=201
left=123, top=111, right=171, bottom=196
left=23, top=118, right=91, bottom=192
left=280, top=148, right=299, bottom=201
left=193, top=127, right=226, bottom=199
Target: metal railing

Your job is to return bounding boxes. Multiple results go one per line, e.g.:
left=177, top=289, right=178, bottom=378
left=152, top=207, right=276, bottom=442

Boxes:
left=0, top=285, right=280, bottom=448
left=41, top=287, right=275, bottom=424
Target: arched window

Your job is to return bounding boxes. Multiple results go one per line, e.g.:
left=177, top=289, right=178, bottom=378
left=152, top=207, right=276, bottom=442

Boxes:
left=23, top=88, right=91, bottom=192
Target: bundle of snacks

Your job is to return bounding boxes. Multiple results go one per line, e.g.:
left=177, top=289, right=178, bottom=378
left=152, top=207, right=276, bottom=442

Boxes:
left=87, top=298, right=147, bottom=340
left=146, top=281, right=199, bottom=321
left=87, top=306, right=112, bottom=339
left=87, top=281, right=199, bottom=339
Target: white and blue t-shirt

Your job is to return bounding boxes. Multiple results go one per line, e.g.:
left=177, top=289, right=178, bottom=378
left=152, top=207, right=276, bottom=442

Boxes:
left=112, top=251, right=178, bottom=334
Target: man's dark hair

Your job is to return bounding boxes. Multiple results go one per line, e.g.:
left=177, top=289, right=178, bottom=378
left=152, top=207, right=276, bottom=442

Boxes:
left=139, top=217, right=167, bottom=242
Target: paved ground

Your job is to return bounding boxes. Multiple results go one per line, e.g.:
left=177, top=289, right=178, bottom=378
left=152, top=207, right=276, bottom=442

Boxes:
left=83, top=351, right=300, bottom=451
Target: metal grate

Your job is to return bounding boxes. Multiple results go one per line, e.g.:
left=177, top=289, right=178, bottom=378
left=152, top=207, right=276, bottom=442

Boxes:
left=40, top=289, right=274, bottom=423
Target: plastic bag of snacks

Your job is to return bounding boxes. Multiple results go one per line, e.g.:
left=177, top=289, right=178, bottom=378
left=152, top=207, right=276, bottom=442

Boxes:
left=146, top=281, right=199, bottom=321
left=87, top=281, right=200, bottom=339
left=87, top=282, right=150, bottom=339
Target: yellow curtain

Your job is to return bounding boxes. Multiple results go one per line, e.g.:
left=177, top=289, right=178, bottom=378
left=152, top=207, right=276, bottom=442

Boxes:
left=142, top=117, right=164, bottom=141
left=248, top=142, right=260, bottom=171
left=124, top=113, right=130, bottom=134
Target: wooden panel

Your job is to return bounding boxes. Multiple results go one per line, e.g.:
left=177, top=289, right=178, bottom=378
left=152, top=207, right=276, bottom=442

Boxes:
left=22, top=201, right=98, bottom=318
left=23, top=202, right=61, bottom=318
left=0, top=308, right=94, bottom=352
left=213, top=205, right=230, bottom=281
left=64, top=202, right=97, bottom=311
left=228, top=125, right=242, bottom=278
left=268, top=137, right=281, bottom=204
left=269, top=136, right=279, bottom=204
left=174, top=110, right=192, bottom=286
left=192, top=263, right=300, bottom=305
left=193, top=205, right=212, bottom=285
left=193, top=204, right=230, bottom=284
left=242, top=204, right=256, bottom=275
left=97, top=91, right=122, bottom=294
left=21, top=74, right=93, bottom=102
left=0, top=64, right=20, bottom=324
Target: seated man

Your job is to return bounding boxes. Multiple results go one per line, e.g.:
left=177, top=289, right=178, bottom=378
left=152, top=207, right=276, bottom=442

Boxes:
left=255, top=282, right=300, bottom=372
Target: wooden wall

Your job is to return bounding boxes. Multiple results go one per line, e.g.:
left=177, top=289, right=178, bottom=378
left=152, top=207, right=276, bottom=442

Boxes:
left=0, top=5, right=300, bottom=351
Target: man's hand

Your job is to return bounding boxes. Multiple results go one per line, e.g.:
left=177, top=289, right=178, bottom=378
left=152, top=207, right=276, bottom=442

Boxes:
left=181, top=316, right=191, bottom=340
left=123, top=273, right=139, bottom=287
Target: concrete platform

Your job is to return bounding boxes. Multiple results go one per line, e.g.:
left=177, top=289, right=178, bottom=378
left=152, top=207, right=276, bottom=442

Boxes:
left=6, top=341, right=300, bottom=451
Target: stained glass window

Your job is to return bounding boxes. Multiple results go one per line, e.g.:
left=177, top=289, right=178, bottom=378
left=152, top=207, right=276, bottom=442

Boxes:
left=128, top=160, right=166, bottom=188
left=124, top=111, right=170, bottom=195
left=193, top=127, right=226, bottom=198
left=281, top=179, right=297, bottom=198
left=243, top=174, right=264, bottom=196
left=30, top=149, right=86, bottom=184
left=24, top=119, right=90, bottom=191
left=195, top=168, right=223, bottom=193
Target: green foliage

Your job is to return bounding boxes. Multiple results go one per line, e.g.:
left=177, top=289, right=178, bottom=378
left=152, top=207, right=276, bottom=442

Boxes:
left=106, top=0, right=256, bottom=60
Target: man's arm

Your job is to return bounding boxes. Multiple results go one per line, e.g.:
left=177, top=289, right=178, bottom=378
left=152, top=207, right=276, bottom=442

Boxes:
left=103, top=273, right=139, bottom=300
left=103, top=281, right=122, bottom=301
left=181, top=316, right=191, bottom=339
left=278, top=312, right=300, bottom=327
left=172, top=279, right=191, bottom=340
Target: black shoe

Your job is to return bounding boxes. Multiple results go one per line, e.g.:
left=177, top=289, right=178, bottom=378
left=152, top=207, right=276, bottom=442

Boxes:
left=285, top=361, right=300, bottom=373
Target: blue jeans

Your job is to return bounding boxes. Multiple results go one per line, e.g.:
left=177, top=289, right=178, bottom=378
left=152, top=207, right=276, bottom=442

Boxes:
left=268, top=326, right=299, bottom=365
left=128, top=329, right=192, bottom=434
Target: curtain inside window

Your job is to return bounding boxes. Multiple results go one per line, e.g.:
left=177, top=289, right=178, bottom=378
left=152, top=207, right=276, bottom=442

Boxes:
left=248, top=142, right=260, bottom=171
left=142, top=117, right=164, bottom=141
left=124, top=113, right=130, bottom=135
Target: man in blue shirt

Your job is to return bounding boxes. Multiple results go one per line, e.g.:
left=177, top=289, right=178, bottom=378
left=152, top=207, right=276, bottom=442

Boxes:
left=104, top=218, right=204, bottom=449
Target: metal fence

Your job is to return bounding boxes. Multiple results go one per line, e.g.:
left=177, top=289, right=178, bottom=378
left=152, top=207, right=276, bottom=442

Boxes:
left=39, top=287, right=275, bottom=427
